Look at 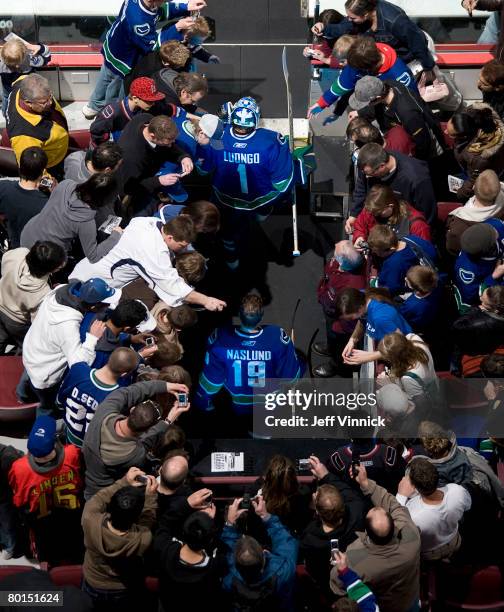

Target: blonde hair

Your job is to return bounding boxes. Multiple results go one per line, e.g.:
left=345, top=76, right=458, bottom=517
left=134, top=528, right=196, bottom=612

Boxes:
left=332, top=34, right=355, bottom=61
left=1, top=39, right=27, bottom=68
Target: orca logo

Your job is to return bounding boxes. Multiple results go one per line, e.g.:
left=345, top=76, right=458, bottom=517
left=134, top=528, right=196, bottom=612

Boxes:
left=397, top=72, right=412, bottom=87
left=134, top=23, right=150, bottom=36
left=233, top=142, right=247, bottom=148
left=277, top=133, right=286, bottom=145
left=280, top=329, right=290, bottom=345
left=459, top=268, right=475, bottom=284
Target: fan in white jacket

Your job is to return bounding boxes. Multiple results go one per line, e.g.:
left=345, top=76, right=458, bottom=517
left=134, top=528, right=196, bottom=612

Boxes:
left=22, top=279, right=117, bottom=391
left=69, top=217, right=226, bottom=311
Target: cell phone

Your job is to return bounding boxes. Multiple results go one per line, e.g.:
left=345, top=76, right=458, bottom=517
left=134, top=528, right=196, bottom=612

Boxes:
left=134, top=475, right=149, bottom=484
left=239, top=493, right=251, bottom=511
left=297, top=458, right=311, bottom=471
left=178, top=392, right=188, bottom=407
left=145, top=336, right=156, bottom=346
left=330, top=538, right=340, bottom=560
left=206, top=493, right=213, bottom=507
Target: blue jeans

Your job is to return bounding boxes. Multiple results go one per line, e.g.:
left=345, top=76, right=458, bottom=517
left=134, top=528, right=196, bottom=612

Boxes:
left=88, top=62, right=122, bottom=112
left=478, top=12, right=500, bottom=44
left=16, top=369, right=61, bottom=417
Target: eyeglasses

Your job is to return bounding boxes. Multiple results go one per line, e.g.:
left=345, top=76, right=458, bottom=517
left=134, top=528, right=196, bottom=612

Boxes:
left=27, top=96, right=52, bottom=107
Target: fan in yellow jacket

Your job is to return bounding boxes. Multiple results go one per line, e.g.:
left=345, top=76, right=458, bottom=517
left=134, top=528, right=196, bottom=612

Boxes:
left=6, top=73, right=69, bottom=174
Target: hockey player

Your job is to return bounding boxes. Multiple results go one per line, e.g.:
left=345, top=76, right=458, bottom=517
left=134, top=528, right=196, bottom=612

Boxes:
left=82, top=0, right=207, bottom=118
left=454, top=218, right=504, bottom=313
left=203, top=96, right=294, bottom=268
left=194, top=293, right=302, bottom=424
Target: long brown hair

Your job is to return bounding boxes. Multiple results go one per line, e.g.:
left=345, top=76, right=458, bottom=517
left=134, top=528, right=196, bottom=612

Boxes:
left=378, top=332, right=429, bottom=378
left=333, top=287, right=394, bottom=318
left=262, top=455, right=299, bottom=517
left=365, top=184, right=408, bottom=225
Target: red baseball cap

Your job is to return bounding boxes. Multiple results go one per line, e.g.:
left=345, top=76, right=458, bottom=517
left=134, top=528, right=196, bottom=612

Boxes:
left=130, top=77, right=165, bottom=102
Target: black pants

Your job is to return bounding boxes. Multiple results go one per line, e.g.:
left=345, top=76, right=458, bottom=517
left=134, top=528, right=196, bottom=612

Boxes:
left=0, top=311, right=30, bottom=353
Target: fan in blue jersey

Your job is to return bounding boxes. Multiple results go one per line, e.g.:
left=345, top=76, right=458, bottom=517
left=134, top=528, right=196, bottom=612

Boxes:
left=156, top=113, right=225, bottom=202
left=194, top=293, right=303, bottom=417
left=202, top=97, right=294, bottom=268
left=82, top=0, right=206, bottom=118
left=454, top=219, right=504, bottom=313
left=57, top=347, right=139, bottom=448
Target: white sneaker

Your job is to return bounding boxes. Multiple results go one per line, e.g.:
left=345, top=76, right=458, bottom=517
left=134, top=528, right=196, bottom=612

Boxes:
left=82, top=104, right=98, bottom=119
left=1, top=549, right=14, bottom=560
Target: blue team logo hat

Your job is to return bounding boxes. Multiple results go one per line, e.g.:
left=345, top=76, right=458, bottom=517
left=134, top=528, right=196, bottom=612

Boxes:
left=28, top=415, right=56, bottom=458
left=73, top=278, right=118, bottom=304
left=156, top=161, right=189, bottom=203
left=231, top=97, right=261, bottom=129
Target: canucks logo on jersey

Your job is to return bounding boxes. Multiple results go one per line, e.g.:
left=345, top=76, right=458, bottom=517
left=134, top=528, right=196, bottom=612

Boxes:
left=195, top=325, right=303, bottom=415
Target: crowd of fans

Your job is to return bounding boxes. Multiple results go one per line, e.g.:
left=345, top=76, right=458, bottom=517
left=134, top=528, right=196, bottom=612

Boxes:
left=0, top=0, right=503, bottom=610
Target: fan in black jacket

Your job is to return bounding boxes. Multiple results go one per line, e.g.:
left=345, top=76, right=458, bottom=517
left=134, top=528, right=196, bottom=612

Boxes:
left=299, top=456, right=369, bottom=601
left=153, top=503, right=227, bottom=611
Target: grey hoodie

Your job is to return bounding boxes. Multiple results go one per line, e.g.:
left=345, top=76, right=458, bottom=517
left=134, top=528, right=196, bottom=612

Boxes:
left=0, top=247, right=51, bottom=324
left=63, top=151, right=92, bottom=184
left=20, top=179, right=120, bottom=263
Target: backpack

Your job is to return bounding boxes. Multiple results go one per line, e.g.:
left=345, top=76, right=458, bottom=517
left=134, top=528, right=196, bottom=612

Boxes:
left=230, top=575, right=278, bottom=612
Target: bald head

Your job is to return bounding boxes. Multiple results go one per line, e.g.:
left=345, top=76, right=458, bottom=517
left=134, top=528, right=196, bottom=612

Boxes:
left=474, top=169, right=502, bottom=206
left=107, top=347, right=139, bottom=378
left=160, top=452, right=189, bottom=491
left=365, top=507, right=394, bottom=545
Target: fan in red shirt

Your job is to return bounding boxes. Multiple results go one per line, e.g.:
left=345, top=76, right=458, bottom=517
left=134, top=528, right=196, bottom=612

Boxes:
left=8, top=415, right=84, bottom=563
left=352, top=184, right=431, bottom=251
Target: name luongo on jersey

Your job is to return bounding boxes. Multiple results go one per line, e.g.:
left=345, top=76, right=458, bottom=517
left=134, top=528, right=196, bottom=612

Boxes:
left=226, top=349, right=272, bottom=360
left=223, top=152, right=261, bottom=164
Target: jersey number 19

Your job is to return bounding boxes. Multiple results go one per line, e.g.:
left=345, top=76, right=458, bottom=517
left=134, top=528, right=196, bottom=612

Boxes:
left=232, top=360, right=266, bottom=388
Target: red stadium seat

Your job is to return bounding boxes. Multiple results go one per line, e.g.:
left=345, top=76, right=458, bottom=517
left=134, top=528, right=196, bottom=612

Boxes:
left=437, top=565, right=504, bottom=610
left=437, top=201, right=462, bottom=223
left=0, top=356, right=38, bottom=422
left=0, top=566, right=36, bottom=580
left=48, top=565, right=83, bottom=588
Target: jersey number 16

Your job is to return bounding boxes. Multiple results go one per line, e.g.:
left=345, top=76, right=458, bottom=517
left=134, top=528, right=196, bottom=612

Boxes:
left=232, top=360, right=266, bottom=388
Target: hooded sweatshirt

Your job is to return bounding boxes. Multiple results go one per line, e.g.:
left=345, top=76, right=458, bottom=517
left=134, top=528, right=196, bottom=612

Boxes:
left=63, top=151, right=92, bottom=184
left=82, top=476, right=157, bottom=590
left=22, top=282, right=99, bottom=389
left=153, top=68, right=198, bottom=115
left=446, top=189, right=504, bottom=255
left=20, top=179, right=120, bottom=264
left=0, top=247, right=51, bottom=324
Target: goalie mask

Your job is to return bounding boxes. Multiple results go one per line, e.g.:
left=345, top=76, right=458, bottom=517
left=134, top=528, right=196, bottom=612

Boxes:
left=230, top=97, right=260, bottom=133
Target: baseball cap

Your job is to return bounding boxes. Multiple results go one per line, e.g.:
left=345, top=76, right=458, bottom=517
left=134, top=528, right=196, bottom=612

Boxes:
left=199, top=114, right=225, bottom=150
left=460, top=223, right=497, bottom=256
left=130, top=77, right=165, bottom=102
left=28, top=416, right=56, bottom=458
left=349, top=76, right=386, bottom=110
left=134, top=300, right=158, bottom=333
left=73, top=278, right=117, bottom=304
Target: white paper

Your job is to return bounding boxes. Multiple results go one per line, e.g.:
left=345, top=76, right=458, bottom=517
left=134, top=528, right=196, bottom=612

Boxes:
left=99, top=215, right=122, bottom=235
left=448, top=175, right=464, bottom=194
left=211, top=452, right=244, bottom=473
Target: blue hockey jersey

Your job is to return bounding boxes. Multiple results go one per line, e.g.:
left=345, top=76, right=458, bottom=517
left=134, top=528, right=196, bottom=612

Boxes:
left=195, top=325, right=302, bottom=415
left=103, top=0, right=189, bottom=77
left=57, top=362, right=125, bottom=447
left=203, top=126, right=294, bottom=210
left=377, top=235, right=437, bottom=296
left=398, top=284, right=443, bottom=334
left=454, top=218, right=504, bottom=311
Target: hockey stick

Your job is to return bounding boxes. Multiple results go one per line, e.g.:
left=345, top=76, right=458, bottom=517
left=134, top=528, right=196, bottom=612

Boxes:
left=290, top=298, right=301, bottom=343
left=282, top=46, right=301, bottom=257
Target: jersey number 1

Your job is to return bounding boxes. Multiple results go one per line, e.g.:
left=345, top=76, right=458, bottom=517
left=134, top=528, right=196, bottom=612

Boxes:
left=237, top=163, right=249, bottom=194
left=232, top=360, right=266, bottom=388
